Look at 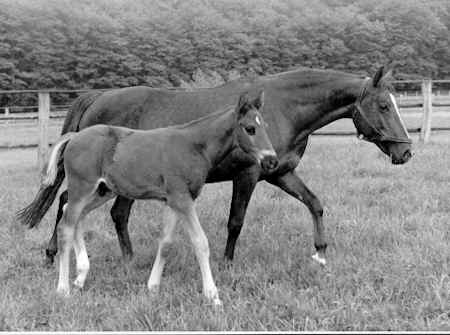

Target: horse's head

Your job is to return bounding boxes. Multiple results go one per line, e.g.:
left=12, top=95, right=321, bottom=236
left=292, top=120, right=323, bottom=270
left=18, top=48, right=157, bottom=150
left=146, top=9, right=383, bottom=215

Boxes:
left=352, top=66, right=413, bottom=165
left=234, top=91, right=279, bottom=172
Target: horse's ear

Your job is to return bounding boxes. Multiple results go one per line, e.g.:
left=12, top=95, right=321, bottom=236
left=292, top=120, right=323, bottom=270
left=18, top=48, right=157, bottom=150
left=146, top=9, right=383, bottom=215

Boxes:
left=373, top=66, right=385, bottom=87
left=236, top=92, right=250, bottom=115
left=383, top=67, right=393, bottom=81
left=253, top=90, right=265, bottom=110
left=373, top=66, right=394, bottom=87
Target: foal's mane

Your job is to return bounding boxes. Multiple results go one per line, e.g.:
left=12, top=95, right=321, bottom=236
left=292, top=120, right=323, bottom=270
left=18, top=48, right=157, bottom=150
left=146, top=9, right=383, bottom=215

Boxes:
left=173, top=105, right=235, bottom=129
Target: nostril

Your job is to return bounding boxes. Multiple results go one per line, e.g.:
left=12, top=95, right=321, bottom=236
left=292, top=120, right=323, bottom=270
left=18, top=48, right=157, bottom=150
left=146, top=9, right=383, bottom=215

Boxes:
left=271, top=157, right=279, bottom=169
left=268, top=156, right=279, bottom=170
left=260, top=155, right=279, bottom=171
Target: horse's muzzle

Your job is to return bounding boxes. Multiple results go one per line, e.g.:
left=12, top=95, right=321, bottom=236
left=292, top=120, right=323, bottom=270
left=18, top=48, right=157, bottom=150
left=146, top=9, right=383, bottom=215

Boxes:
left=260, top=153, right=279, bottom=172
left=392, top=149, right=413, bottom=165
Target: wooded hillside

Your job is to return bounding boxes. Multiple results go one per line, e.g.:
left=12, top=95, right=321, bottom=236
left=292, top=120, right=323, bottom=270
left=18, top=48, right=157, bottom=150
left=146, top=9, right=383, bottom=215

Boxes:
left=0, top=0, right=449, bottom=91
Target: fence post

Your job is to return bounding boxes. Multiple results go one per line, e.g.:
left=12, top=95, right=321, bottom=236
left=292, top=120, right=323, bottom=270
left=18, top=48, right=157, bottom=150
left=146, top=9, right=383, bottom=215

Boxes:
left=38, top=92, right=50, bottom=171
left=420, top=79, right=432, bottom=143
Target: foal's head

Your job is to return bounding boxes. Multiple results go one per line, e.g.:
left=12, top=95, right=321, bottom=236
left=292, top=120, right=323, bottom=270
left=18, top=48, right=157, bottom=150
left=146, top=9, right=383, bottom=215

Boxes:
left=234, top=91, right=278, bottom=172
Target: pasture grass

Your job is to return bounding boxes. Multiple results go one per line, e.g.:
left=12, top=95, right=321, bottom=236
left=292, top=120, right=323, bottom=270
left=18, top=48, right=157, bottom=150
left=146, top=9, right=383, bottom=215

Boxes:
left=0, top=134, right=449, bottom=331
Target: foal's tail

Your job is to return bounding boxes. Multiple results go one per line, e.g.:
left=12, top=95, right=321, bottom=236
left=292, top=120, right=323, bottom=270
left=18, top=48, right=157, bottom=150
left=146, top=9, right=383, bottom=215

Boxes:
left=16, top=91, right=101, bottom=229
left=16, top=133, right=75, bottom=228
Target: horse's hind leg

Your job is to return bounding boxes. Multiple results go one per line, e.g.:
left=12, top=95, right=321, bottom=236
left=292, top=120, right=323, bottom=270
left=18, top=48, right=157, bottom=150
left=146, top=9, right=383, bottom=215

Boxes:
left=178, top=200, right=221, bottom=306
left=147, top=206, right=177, bottom=291
left=224, top=168, right=259, bottom=262
left=110, top=196, right=135, bottom=262
left=45, top=190, right=68, bottom=267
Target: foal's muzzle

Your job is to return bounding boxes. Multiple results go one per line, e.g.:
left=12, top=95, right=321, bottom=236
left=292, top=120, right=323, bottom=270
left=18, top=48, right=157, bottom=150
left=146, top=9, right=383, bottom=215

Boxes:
left=259, top=151, right=279, bottom=172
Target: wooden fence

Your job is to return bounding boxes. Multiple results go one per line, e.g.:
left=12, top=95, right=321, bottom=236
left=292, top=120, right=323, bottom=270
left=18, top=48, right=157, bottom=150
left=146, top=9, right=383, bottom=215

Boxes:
left=0, top=80, right=449, bottom=170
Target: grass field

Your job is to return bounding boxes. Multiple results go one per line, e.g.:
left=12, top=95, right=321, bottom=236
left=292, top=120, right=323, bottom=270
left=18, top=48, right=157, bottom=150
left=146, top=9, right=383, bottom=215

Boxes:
left=0, top=134, right=449, bottom=331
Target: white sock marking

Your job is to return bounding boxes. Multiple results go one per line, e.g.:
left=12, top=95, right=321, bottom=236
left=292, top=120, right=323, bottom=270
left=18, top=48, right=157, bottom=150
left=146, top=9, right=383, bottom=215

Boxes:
left=312, top=252, right=326, bottom=265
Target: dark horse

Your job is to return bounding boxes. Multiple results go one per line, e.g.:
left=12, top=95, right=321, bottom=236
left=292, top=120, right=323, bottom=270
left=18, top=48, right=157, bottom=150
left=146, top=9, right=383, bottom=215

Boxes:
left=18, top=92, right=277, bottom=304
left=33, top=66, right=413, bottom=266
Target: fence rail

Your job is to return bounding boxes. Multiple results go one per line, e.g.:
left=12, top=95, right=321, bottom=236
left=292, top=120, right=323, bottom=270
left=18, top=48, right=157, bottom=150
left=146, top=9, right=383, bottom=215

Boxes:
left=0, top=79, right=449, bottom=169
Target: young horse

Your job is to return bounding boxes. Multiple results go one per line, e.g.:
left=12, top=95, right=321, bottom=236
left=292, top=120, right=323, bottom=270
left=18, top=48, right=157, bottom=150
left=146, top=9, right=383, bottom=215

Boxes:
left=18, top=91, right=277, bottom=304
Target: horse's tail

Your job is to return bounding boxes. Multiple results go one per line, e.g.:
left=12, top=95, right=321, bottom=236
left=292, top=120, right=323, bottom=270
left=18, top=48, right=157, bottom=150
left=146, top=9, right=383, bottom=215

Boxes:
left=60, top=91, right=102, bottom=135
left=16, top=133, right=76, bottom=228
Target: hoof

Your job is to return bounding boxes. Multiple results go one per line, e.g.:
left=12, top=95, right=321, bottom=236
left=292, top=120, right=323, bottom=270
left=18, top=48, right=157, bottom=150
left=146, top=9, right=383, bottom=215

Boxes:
left=44, top=251, right=56, bottom=268
left=147, top=284, right=160, bottom=295
left=56, top=286, right=70, bottom=297
left=44, top=257, right=54, bottom=269
left=312, top=252, right=326, bottom=266
left=205, top=287, right=221, bottom=307
left=219, top=259, right=233, bottom=271
left=212, top=297, right=223, bottom=307
left=122, top=252, right=134, bottom=264
left=73, top=278, right=85, bottom=289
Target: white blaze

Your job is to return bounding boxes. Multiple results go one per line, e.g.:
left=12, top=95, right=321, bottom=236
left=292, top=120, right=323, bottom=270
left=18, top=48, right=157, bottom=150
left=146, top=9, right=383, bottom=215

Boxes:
left=389, top=93, right=410, bottom=139
left=255, top=115, right=261, bottom=126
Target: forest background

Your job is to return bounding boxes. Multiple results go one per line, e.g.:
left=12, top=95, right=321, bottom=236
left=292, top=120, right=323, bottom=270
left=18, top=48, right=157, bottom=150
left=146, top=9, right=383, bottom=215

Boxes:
left=0, top=0, right=449, bottom=106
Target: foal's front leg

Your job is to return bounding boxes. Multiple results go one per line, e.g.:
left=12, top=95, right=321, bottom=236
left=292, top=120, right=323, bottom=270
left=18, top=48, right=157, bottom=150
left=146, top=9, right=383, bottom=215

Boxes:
left=147, top=207, right=177, bottom=291
left=182, top=202, right=221, bottom=306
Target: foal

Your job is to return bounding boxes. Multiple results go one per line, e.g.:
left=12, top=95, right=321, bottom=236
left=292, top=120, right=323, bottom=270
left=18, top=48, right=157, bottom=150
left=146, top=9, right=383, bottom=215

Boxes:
left=19, top=91, right=277, bottom=305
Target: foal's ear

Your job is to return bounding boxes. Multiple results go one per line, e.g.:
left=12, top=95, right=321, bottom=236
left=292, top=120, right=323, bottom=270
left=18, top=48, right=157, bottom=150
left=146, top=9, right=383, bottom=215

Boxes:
left=236, top=92, right=250, bottom=115
left=253, top=90, right=265, bottom=110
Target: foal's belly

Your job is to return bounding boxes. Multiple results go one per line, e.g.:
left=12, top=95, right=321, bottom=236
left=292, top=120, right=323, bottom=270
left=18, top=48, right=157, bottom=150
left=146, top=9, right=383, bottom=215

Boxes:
left=102, top=132, right=206, bottom=201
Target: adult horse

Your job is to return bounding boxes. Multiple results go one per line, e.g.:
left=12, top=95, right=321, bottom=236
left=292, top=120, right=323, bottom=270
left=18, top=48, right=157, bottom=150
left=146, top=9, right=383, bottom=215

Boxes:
left=38, top=66, right=412, bottom=266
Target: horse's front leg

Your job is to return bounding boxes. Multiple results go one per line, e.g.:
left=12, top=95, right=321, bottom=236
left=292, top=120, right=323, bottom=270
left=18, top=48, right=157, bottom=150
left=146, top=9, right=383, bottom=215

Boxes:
left=267, top=170, right=327, bottom=265
left=110, top=196, right=135, bottom=262
left=223, top=167, right=260, bottom=262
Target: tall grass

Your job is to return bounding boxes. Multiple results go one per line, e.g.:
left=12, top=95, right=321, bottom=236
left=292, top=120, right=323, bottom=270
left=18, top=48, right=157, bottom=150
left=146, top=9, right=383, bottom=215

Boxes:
left=0, top=134, right=448, bottom=331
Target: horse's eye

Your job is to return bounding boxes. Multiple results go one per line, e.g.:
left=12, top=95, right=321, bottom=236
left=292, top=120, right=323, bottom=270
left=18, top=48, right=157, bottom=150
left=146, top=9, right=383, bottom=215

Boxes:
left=245, top=126, right=256, bottom=136
left=380, top=102, right=389, bottom=111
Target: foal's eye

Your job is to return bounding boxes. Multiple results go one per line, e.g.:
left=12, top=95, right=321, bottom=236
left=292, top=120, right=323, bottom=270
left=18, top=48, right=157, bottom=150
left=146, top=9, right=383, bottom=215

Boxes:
left=245, top=126, right=256, bottom=136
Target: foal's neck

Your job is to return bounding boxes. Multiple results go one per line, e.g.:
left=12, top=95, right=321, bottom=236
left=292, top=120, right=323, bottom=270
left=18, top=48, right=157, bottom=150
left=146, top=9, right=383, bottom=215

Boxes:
left=187, top=108, right=236, bottom=168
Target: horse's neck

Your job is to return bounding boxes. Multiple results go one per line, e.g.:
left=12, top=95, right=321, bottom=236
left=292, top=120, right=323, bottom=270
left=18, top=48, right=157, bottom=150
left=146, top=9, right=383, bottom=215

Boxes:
left=283, top=74, right=367, bottom=144
left=187, top=109, right=236, bottom=167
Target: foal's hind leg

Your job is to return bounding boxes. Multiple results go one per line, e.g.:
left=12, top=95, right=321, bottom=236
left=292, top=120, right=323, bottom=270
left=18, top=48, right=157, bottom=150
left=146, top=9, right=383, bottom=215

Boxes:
left=57, top=181, right=112, bottom=295
left=147, top=206, right=177, bottom=291
left=56, top=199, right=84, bottom=296
left=72, top=193, right=112, bottom=289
